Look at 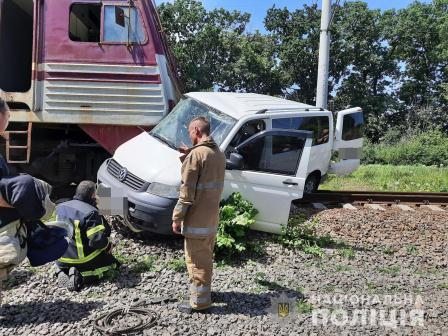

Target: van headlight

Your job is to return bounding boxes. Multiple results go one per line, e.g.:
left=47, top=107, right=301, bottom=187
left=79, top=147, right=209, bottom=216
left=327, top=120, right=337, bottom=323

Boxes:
left=146, top=182, right=180, bottom=199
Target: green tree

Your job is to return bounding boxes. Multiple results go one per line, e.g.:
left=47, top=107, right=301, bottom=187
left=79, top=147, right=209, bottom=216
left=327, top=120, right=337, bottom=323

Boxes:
left=157, top=0, right=447, bottom=142
left=157, top=0, right=281, bottom=94
left=264, top=2, right=399, bottom=140
left=331, top=2, right=399, bottom=141
left=387, top=1, right=446, bottom=106
left=264, top=4, right=322, bottom=104
left=215, top=32, right=282, bottom=95
left=158, top=0, right=250, bottom=92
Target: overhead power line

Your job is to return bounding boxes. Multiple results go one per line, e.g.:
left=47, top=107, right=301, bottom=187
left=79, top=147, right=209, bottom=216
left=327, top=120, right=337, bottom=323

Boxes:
left=328, top=0, right=342, bottom=30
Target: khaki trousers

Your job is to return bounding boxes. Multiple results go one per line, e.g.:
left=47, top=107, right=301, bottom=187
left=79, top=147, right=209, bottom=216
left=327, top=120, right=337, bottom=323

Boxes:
left=184, top=234, right=216, bottom=310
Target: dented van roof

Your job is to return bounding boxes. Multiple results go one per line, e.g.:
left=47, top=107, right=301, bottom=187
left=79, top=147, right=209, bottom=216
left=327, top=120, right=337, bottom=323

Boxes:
left=185, top=92, right=329, bottom=119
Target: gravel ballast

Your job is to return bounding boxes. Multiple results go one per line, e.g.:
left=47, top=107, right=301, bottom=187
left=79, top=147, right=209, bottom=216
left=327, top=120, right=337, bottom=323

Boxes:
left=0, top=208, right=447, bottom=335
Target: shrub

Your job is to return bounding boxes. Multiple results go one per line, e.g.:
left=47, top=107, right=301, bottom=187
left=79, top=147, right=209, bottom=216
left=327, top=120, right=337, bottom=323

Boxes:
left=362, top=129, right=448, bottom=166
left=215, top=192, right=258, bottom=258
left=279, top=215, right=333, bottom=258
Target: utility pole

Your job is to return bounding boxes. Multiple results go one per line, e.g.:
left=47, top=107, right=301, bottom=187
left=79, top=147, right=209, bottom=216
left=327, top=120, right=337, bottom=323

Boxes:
left=316, top=0, right=331, bottom=109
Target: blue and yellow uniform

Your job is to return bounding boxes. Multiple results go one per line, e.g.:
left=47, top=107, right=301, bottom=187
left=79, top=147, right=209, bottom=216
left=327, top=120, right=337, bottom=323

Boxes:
left=56, top=198, right=118, bottom=281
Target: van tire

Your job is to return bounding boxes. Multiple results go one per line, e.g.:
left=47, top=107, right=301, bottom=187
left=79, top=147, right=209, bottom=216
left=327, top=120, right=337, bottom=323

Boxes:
left=304, top=174, right=319, bottom=194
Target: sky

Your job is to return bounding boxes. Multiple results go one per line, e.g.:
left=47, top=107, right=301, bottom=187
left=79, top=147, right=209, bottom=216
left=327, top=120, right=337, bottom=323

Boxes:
left=156, top=0, right=433, bottom=33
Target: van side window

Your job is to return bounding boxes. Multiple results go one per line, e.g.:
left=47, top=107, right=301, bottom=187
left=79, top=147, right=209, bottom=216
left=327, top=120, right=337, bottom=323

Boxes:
left=104, top=6, right=146, bottom=43
left=238, top=135, right=305, bottom=175
left=272, top=117, right=329, bottom=146
left=225, top=120, right=266, bottom=158
left=69, top=4, right=101, bottom=42
left=342, top=112, right=364, bottom=141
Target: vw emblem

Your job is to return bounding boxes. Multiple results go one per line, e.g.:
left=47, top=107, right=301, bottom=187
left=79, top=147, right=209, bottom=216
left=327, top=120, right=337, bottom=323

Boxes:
left=118, top=168, right=128, bottom=182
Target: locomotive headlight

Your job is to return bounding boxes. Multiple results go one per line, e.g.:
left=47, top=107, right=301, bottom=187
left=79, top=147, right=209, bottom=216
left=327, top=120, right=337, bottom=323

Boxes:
left=146, top=182, right=180, bottom=199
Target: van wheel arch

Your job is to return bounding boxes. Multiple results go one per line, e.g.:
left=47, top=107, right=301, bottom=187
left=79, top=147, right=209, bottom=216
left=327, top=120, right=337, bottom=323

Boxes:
left=304, top=171, right=321, bottom=194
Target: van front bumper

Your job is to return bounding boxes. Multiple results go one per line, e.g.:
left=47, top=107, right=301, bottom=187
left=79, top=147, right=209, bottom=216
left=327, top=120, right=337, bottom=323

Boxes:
left=97, top=160, right=176, bottom=235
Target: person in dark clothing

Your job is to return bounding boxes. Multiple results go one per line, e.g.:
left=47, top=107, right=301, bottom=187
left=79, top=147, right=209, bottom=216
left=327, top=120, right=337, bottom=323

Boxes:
left=55, top=181, right=118, bottom=291
left=0, top=175, right=57, bottom=288
left=0, top=175, right=54, bottom=227
left=0, top=98, right=11, bottom=179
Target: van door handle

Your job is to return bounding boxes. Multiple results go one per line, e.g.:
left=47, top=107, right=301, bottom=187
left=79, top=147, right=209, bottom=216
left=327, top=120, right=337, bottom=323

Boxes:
left=283, top=181, right=298, bottom=186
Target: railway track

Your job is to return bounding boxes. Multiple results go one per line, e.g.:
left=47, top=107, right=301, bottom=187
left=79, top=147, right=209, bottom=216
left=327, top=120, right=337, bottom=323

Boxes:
left=294, top=190, right=448, bottom=211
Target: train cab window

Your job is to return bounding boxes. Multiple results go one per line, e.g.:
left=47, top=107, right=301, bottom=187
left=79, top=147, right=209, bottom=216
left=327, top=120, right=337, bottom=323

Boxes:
left=104, top=6, right=146, bottom=43
left=69, top=4, right=101, bottom=42
left=225, top=119, right=266, bottom=158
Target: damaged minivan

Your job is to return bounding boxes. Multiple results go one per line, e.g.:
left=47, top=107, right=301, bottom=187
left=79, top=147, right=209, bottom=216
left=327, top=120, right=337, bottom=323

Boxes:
left=97, top=92, right=363, bottom=234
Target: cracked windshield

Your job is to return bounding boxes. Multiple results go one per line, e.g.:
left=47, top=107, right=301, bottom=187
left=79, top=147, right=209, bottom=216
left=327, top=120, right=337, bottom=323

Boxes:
left=150, top=98, right=237, bottom=149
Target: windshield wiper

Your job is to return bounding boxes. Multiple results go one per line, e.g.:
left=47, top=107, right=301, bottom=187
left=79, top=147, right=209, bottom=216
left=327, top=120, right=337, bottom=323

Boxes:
left=150, top=132, right=177, bottom=150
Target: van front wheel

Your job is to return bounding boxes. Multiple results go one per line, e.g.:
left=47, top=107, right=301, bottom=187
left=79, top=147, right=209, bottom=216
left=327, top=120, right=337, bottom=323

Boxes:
left=304, top=174, right=319, bottom=194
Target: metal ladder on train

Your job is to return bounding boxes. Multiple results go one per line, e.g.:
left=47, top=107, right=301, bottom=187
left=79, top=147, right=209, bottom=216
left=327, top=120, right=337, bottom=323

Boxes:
left=0, top=122, right=32, bottom=164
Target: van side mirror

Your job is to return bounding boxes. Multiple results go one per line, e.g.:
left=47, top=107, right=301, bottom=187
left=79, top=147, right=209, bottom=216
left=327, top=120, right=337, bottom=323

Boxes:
left=226, top=153, right=244, bottom=170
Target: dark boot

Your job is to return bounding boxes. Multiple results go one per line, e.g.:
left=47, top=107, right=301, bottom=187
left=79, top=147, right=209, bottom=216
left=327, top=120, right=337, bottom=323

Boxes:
left=58, top=267, right=82, bottom=291
left=69, top=267, right=83, bottom=291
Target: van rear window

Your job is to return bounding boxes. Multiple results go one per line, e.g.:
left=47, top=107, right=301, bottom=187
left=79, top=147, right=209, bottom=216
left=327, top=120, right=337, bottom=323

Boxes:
left=69, top=4, right=101, bottom=42
left=342, top=112, right=364, bottom=141
left=272, top=116, right=330, bottom=146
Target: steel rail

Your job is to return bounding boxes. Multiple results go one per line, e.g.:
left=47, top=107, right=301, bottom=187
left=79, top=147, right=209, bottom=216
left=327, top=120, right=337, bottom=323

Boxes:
left=294, top=190, right=448, bottom=206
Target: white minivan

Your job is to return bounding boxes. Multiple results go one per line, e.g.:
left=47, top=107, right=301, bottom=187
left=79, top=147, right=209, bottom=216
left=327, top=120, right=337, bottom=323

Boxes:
left=97, top=92, right=363, bottom=234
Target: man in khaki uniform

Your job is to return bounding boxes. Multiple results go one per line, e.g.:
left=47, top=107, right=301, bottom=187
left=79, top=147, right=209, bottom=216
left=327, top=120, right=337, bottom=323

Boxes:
left=172, top=116, right=225, bottom=313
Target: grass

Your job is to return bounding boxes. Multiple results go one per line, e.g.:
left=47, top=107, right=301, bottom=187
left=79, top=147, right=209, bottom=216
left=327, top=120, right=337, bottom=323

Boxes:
left=302, top=244, right=326, bottom=258
left=365, top=282, right=377, bottom=291
left=216, top=260, right=230, bottom=269
left=436, top=283, right=448, bottom=290
left=86, top=290, right=103, bottom=299
left=113, top=247, right=160, bottom=274
left=406, top=245, right=419, bottom=255
left=378, top=266, right=401, bottom=277
left=257, top=280, right=283, bottom=291
left=248, top=240, right=269, bottom=256
left=414, top=267, right=444, bottom=276
left=3, top=277, right=20, bottom=290
left=382, top=246, right=397, bottom=255
left=255, top=272, right=266, bottom=280
left=296, top=299, right=313, bottom=314
left=251, top=286, right=264, bottom=294
left=103, top=268, right=120, bottom=281
left=323, top=285, right=336, bottom=293
left=338, top=247, right=356, bottom=260
left=131, top=256, right=157, bottom=274
left=28, top=267, right=39, bottom=273
left=113, top=251, right=133, bottom=265
left=320, top=164, right=448, bottom=192
left=296, top=286, right=305, bottom=293
left=334, top=264, right=353, bottom=272
left=279, top=215, right=333, bottom=258
left=167, top=258, right=187, bottom=272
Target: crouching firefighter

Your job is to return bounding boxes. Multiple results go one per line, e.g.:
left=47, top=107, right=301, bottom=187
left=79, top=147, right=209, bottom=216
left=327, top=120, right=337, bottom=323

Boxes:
left=172, top=117, right=226, bottom=313
left=0, top=175, right=64, bottom=302
left=55, top=181, right=118, bottom=291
